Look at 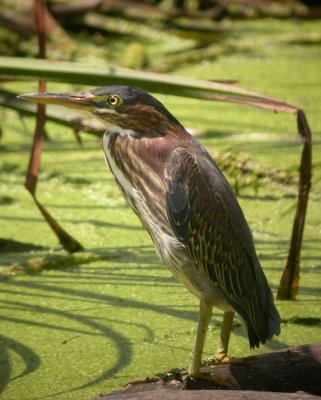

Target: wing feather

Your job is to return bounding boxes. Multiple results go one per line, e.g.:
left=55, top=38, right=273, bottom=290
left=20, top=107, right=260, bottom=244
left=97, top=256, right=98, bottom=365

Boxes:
left=165, top=146, right=280, bottom=346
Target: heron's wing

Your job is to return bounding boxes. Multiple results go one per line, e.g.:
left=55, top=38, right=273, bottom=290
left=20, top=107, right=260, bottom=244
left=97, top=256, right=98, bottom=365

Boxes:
left=165, top=146, right=270, bottom=346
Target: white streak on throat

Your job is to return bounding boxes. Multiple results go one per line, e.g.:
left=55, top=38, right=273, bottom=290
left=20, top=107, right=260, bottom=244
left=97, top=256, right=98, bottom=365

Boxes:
left=102, top=132, right=137, bottom=202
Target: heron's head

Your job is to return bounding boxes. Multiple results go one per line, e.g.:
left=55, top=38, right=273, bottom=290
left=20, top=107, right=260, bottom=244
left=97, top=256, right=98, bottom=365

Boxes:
left=19, top=86, right=182, bottom=137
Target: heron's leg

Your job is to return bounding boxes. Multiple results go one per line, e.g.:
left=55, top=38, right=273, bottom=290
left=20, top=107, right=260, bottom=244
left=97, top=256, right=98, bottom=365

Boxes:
left=215, top=311, right=234, bottom=362
left=189, top=299, right=212, bottom=376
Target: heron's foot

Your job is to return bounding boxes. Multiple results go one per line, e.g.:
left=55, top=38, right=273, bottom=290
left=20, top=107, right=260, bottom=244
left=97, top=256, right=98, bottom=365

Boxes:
left=214, top=354, right=247, bottom=364
left=201, top=353, right=250, bottom=370
left=185, top=367, right=239, bottom=389
left=123, top=376, right=160, bottom=388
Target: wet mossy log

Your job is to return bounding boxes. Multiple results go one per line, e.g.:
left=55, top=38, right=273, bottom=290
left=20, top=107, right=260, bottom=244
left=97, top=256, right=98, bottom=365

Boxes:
left=97, top=342, right=321, bottom=399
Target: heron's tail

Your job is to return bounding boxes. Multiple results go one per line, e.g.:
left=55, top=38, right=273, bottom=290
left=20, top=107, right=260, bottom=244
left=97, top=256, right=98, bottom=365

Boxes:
left=246, top=282, right=281, bottom=348
left=266, top=292, right=281, bottom=339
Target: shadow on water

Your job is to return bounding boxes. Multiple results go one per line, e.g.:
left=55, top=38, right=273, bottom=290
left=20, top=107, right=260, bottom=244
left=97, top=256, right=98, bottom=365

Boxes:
left=0, top=296, right=135, bottom=397
left=1, top=276, right=296, bottom=396
left=3, top=279, right=198, bottom=322
left=0, top=215, right=142, bottom=231
left=0, top=250, right=198, bottom=397
left=1, top=235, right=320, bottom=396
left=0, top=238, right=47, bottom=252
left=0, top=334, right=41, bottom=396
left=239, top=193, right=289, bottom=201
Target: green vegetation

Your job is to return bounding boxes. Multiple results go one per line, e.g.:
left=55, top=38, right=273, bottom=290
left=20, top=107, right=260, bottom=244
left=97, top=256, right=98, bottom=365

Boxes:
left=0, top=18, right=321, bottom=400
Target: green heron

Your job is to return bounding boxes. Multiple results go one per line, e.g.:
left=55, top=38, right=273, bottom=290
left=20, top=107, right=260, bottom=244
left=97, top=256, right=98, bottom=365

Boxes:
left=19, top=86, right=281, bottom=377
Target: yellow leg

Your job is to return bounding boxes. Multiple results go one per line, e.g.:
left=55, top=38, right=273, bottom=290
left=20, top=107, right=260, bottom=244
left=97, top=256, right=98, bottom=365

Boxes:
left=189, top=299, right=212, bottom=376
left=216, top=311, right=235, bottom=362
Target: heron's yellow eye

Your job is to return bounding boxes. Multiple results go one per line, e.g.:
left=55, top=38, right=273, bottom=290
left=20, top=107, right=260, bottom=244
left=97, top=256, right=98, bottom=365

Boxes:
left=107, top=95, right=121, bottom=107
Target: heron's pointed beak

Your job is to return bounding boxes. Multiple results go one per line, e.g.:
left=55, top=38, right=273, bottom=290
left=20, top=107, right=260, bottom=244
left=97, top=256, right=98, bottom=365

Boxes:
left=18, top=92, right=95, bottom=111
